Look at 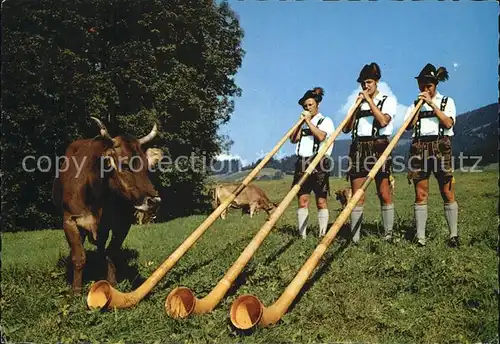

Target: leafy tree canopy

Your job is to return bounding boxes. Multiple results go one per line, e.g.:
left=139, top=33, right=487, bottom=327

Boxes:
left=1, top=0, right=245, bottom=230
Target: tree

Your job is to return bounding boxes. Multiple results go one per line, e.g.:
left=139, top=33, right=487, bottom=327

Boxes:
left=1, top=0, right=244, bottom=230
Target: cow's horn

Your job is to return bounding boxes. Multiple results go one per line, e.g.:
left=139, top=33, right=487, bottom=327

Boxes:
left=90, top=117, right=119, bottom=147
left=139, top=123, right=158, bottom=145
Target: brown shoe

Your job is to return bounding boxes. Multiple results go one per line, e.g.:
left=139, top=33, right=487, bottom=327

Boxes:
left=448, top=236, right=460, bottom=248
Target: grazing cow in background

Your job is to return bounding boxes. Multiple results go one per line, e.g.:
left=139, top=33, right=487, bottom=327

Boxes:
left=335, top=187, right=352, bottom=210
left=335, top=175, right=394, bottom=210
left=52, top=117, right=162, bottom=293
left=212, top=183, right=278, bottom=219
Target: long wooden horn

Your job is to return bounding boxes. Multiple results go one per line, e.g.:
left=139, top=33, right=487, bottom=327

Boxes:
left=86, top=116, right=308, bottom=310
left=165, top=99, right=364, bottom=319
left=229, top=99, right=425, bottom=330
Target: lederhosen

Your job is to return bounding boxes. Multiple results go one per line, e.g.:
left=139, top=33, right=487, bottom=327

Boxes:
left=407, top=97, right=453, bottom=181
left=347, top=96, right=391, bottom=180
left=292, top=117, right=331, bottom=197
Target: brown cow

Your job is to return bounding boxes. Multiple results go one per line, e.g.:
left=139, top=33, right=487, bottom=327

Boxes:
left=52, top=117, right=162, bottom=293
left=212, top=183, right=278, bottom=219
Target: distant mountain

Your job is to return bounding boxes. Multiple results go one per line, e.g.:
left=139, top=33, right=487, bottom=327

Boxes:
left=207, top=168, right=284, bottom=183
left=392, top=103, right=498, bottom=164
left=240, top=103, right=498, bottom=175
left=447, top=103, right=498, bottom=164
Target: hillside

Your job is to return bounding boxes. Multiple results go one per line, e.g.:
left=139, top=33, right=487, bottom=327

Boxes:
left=393, top=103, right=498, bottom=163
left=447, top=103, right=498, bottom=164
left=207, top=167, right=284, bottom=183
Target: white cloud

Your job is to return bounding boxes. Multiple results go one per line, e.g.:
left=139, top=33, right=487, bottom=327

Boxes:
left=394, top=103, right=410, bottom=130
left=337, top=85, right=362, bottom=116
left=335, top=81, right=410, bottom=133
left=216, top=148, right=289, bottom=168
left=255, top=149, right=288, bottom=161
left=216, top=153, right=247, bottom=166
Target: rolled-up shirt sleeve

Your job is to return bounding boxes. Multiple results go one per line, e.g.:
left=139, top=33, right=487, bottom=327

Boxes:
left=383, top=96, right=397, bottom=119
left=444, top=97, right=457, bottom=124
left=403, top=103, right=415, bottom=122
left=319, top=117, right=335, bottom=138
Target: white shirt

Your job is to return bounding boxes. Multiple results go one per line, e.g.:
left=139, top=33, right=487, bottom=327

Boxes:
left=296, top=113, right=335, bottom=158
left=403, top=92, right=456, bottom=136
left=348, top=92, right=397, bottom=137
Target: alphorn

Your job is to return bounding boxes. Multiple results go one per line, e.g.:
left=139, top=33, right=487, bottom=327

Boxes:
left=86, top=117, right=308, bottom=310
left=165, top=99, right=364, bottom=319
left=230, top=99, right=425, bottom=330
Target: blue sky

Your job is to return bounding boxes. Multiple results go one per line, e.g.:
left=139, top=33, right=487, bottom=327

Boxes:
left=217, top=0, right=498, bottom=166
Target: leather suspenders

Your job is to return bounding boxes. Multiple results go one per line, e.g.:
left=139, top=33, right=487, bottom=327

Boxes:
left=414, top=96, right=448, bottom=138
left=352, top=95, right=388, bottom=139
left=297, top=117, right=325, bottom=155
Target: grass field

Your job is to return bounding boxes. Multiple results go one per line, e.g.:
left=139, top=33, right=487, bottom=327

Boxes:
left=207, top=167, right=282, bottom=183
left=1, top=170, right=498, bottom=343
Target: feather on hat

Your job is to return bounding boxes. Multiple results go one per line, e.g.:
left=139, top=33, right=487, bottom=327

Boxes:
left=298, top=87, right=324, bottom=106
left=415, top=63, right=449, bottom=83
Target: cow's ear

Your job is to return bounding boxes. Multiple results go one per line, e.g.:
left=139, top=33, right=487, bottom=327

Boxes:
left=146, top=148, right=163, bottom=168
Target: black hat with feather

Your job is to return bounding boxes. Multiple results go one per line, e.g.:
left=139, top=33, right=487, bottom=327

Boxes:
left=298, top=87, right=324, bottom=106
left=357, top=63, right=381, bottom=83
left=415, top=63, right=449, bottom=84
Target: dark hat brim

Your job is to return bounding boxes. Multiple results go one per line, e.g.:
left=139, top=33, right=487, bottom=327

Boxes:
left=298, top=96, right=308, bottom=106
left=298, top=91, right=318, bottom=106
left=415, top=63, right=438, bottom=82
left=357, top=63, right=381, bottom=83
left=415, top=75, right=438, bottom=83
left=298, top=87, right=324, bottom=106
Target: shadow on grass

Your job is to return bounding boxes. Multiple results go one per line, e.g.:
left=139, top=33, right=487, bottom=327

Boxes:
left=228, top=220, right=422, bottom=334
left=276, top=223, right=348, bottom=239
left=263, top=237, right=296, bottom=266
left=283, top=220, right=418, bottom=314
left=230, top=223, right=353, bottom=336
left=275, top=224, right=300, bottom=238
left=162, top=235, right=256, bottom=290
left=229, top=234, right=353, bottom=336
left=226, top=236, right=296, bottom=299
left=160, top=256, right=216, bottom=289
left=350, top=221, right=417, bottom=244
left=286, top=239, right=351, bottom=314
left=57, top=247, right=145, bottom=290
left=277, top=221, right=369, bottom=242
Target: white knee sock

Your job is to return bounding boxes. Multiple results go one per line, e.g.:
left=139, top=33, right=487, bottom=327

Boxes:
left=381, top=203, right=395, bottom=238
left=415, top=203, right=428, bottom=244
left=318, top=209, right=329, bottom=237
left=444, top=202, right=458, bottom=238
left=350, top=206, right=364, bottom=243
left=298, top=208, right=309, bottom=239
